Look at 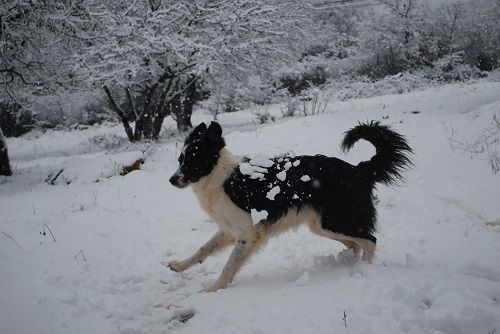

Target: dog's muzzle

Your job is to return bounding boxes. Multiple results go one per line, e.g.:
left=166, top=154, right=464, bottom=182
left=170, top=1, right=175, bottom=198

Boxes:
left=169, top=171, right=189, bottom=188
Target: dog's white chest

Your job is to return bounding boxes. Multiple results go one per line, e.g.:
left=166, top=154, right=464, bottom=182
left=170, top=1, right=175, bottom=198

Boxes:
left=193, top=186, right=253, bottom=238
left=191, top=150, right=253, bottom=238
left=193, top=186, right=222, bottom=219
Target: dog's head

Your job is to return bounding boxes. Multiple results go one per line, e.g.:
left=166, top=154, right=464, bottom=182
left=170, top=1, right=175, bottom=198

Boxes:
left=169, top=121, right=225, bottom=188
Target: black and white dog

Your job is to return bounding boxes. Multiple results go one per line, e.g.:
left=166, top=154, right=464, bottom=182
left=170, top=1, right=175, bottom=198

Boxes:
left=169, top=121, right=412, bottom=292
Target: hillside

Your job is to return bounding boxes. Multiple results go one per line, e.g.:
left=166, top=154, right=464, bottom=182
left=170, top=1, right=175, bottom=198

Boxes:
left=1, top=81, right=500, bottom=334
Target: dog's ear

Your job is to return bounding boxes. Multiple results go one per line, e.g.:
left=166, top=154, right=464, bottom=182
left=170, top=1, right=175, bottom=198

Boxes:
left=207, top=121, right=222, bottom=142
left=192, top=122, right=207, bottom=136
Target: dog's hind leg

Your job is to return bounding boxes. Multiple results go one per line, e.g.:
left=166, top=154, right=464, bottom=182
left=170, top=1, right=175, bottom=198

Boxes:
left=168, top=230, right=234, bottom=272
left=354, top=238, right=375, bottom=263
left=335, top=236, right=375, bottom=263
left=307, top=219, right=375, bottom=263
left=338, top=240, right=362, bottom=255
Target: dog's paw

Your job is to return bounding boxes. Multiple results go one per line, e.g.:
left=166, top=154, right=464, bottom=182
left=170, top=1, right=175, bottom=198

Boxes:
left=204, top=285, right=222, bottom=293
left=337, top=248, right=360, bottom=264
left=204, top=281, right=228, bottom=293
left=168, top=260, right=190, bottom=272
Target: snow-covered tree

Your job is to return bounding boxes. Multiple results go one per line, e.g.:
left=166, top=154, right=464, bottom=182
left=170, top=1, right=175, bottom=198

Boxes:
left=275, top=4, right=364, bottom=95
left=357, top=0, right=434, bottom=77
left=0, top=0, right=91, bottom=105
left=75, top=0, right=306, bottom=139
left=455, top=0, right=500, bottom=70
left=0, top=0, right=97, bottom=171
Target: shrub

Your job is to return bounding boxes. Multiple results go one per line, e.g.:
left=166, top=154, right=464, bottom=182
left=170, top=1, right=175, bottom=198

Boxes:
left=0, top=102, right=35, bottom=137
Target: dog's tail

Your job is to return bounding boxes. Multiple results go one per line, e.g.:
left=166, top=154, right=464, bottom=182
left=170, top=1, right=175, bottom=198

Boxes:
left=341, top=121, right=413, bottom=185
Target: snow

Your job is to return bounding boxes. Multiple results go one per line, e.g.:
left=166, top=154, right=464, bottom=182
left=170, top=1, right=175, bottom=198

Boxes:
left=266, top=185, right=281, bottom=200
left=239, top=162, right=267, bottom=180
left=300, top=175, right=311, bottom=182
left=250, top=209, right=268, bottom=225
left=46, top=151, right=143, bottom=185
left=276, top=170, right=287, bottom=181
left=248, top=158, right=274, bottom=168
left=2, top=81, right=500, bottom=334
left=292, top=160, right=300, bottom=167
left=284, top=161, right=293, bottom=170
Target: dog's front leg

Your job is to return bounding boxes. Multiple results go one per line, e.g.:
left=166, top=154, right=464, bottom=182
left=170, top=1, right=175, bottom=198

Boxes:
left=206, top=238, right=255, bottom=292
left=168, top=230, right=234, bottom=272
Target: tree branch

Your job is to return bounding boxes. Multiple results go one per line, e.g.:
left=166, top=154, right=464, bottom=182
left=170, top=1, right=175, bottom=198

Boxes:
left=103, top=85, right=135, bottom=142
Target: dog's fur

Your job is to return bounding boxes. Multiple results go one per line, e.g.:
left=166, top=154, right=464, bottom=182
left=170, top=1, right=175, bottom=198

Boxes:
left=169, top=121, right=412, bottom=292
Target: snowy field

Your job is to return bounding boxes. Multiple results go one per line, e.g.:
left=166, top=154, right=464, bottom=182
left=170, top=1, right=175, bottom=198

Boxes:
left=1, top=81, right=500, bottom=334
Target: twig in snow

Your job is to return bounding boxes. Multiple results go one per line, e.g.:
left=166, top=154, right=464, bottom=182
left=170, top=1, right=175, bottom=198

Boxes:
left=445, top=115, right=500, bottom=174
left=91, top=190, right=98, bottom=204
left=1, top=231, right=21, bottom=248
left=32, top=203, right=36, bottom=215
left=342, top=311, right=348, bottom=328
left=46, top=168, right=65, bottom=185
left=73, top=250, right=87, bottom=262
left=41, top=223, right=56, bottom=242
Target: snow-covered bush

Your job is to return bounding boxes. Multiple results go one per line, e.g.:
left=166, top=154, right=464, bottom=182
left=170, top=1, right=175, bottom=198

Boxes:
left=281, top=98, right=300, bottom=118
left=82, top=100, right=115, bottom=126
left=425, top=53, right=485, bottom=83
left=253, top=108, right=275, bottom=124
left=299, top=89, right=330, bottom=116
left=276, top=64, right=329, bottom=96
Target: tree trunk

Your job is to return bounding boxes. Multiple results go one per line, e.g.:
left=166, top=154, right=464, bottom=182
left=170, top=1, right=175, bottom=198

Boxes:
left=134, top=84, right=159, bottom=140
left=0, top=126, right=12, bottom=176
left=134, top=117, right=145, bottom=141
left=171, top=88, right=183, bottom=130
left=176, top=110, right=192, bottom=131
left=104, top=72, right=198, bottom=141
left=103, top=85, right=135, bottom=142
left=152, top=79, right=176, bottom=140
left=152, top=104, right=170, bottom=140
left=142, top=88, right=155, bottom=140
left=176, top=77, right=197, bottom=132
left=125, top=87, right=143, bottom=141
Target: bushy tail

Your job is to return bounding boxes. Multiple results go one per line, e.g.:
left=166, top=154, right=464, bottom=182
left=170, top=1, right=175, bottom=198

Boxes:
left=341, top=121, right=413, bottom=185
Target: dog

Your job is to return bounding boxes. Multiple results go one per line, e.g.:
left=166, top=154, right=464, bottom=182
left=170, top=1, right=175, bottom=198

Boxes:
left=168, top=121, right=412, bottom=292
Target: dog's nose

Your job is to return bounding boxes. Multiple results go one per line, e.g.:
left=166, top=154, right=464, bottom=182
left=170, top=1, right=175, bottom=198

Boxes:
left=169, top=174, right=179, bottom=186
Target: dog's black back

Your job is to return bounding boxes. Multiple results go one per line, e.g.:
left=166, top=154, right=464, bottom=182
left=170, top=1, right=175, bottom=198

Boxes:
left=223, top=121, right=412, bottom=243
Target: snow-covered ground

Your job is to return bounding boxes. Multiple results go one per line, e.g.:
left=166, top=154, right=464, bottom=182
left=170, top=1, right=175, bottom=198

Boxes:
left=1, top=81, right=500, bottom=334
